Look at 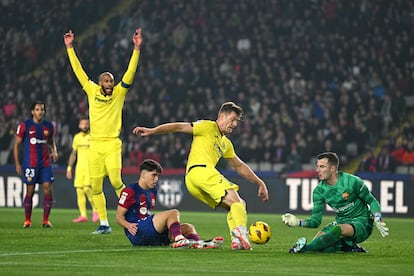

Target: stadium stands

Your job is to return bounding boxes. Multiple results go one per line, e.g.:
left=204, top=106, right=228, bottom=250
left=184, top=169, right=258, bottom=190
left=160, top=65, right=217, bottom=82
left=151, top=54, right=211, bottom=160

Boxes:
left=1, top=0, right=414, bottom=173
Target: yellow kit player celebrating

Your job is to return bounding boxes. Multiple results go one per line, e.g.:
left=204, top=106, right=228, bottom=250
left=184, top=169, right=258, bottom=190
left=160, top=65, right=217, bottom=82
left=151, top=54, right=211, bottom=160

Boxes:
left=66, top=117, right=98, bottom=223
left=133, top=102, right=269, bottom=250
left=64, top=28, right=143, bottom=234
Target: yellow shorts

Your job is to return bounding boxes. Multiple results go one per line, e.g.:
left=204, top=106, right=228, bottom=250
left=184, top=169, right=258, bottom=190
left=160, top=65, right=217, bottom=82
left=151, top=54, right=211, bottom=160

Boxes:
left=89, top=138, right=122, bottom=178
left=185, top=165, right=239, bottom=209
left=74, top=167, right=90, bottom=188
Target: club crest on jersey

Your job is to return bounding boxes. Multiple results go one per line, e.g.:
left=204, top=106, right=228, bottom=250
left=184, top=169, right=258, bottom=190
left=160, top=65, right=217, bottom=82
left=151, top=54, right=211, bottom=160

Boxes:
left=157, top=179, right=183, bottom=208
left=43, top=129, right=49, bottom=137
left=342, top=192, right=349, bottom=200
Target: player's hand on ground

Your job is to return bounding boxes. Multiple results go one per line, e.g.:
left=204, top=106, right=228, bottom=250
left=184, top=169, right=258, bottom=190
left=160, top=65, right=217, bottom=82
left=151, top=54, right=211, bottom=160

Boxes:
left=374, top=213, right=389, bottom=237
left=282, top=213, right=300, bottom=227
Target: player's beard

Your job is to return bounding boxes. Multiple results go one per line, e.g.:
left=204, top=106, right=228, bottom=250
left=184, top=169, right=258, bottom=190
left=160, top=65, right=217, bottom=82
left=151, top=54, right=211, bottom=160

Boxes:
left=101, top=85, right=113, bottom=96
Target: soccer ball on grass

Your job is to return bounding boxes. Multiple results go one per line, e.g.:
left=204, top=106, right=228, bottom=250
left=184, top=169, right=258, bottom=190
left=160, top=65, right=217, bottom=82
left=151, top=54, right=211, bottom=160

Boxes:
left=248, top=221, right=271, bottom=244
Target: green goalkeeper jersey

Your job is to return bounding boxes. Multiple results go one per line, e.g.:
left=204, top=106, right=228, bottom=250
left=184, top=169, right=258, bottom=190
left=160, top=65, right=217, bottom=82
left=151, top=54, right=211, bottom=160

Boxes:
left=304, top=172, right=381, bottom=228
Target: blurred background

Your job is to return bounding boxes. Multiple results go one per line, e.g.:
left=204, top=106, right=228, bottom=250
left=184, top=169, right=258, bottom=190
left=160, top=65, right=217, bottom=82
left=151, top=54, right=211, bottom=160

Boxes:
left=1, top=0, right=414, bottom=175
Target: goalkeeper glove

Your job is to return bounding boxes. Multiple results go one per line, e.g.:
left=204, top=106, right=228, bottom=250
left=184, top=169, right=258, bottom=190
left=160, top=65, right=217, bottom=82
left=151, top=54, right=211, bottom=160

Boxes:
left=282, top=213, right=302, bottom=227
left=374, top=213, right=389, bottom=237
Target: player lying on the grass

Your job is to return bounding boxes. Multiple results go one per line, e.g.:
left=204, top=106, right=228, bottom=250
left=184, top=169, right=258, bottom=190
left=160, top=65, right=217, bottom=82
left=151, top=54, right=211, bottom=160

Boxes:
left=282, top=152, right=389, bottom=253
left=116, top=159, right=223, bottom=248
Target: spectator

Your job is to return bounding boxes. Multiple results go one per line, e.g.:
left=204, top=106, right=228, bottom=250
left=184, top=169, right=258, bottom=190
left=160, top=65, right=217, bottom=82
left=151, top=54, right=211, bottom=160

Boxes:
left=376, top=146, right=396, bottom=173
left=359, top=150, right=377, bottom=172
left=2, top=0, right=414, bottom=171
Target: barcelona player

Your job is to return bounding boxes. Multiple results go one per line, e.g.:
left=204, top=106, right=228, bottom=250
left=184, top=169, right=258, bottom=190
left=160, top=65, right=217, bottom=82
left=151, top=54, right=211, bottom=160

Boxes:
left=66, top=117, right=98, bottom=223
left=117, top=159, right=223, bottom=249
left=64, top=28, right=142, bottom=234
left=13, top=101, right=58, bottom=228
left=132, top=102, right=269, bottom=250
left=282, top=152, right=389, bottom=253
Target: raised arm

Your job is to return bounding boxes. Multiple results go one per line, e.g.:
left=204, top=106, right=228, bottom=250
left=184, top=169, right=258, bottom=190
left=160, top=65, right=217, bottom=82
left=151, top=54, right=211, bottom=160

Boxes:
left=132, top=122, right=193, bottom=136
left=64, top=30, right=90, bottom=88
left=121, top=28, right=143, bottom=87
left=132, top=28, right=143, bottom=51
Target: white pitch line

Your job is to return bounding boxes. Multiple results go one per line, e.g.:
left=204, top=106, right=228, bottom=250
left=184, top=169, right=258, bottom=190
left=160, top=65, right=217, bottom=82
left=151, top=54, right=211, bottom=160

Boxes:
left=0, top=248, right=165, bottom=257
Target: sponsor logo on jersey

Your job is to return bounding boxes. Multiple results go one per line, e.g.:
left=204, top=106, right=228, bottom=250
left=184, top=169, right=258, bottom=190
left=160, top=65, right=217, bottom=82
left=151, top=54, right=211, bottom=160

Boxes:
left=30, top=138, right=47, bottom=145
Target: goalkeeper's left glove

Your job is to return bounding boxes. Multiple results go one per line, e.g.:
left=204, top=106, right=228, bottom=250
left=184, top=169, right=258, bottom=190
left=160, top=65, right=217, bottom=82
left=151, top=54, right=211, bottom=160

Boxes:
left=374, top=213, right=389, bottom=237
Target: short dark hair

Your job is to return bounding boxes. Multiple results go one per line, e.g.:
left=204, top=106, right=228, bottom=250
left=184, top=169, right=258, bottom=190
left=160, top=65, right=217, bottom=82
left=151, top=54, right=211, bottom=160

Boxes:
left=218, top=101, right=243, bottom=117
left=139, top=159, right=163, bottom=174
left=316, top=152, right=339, bottom=169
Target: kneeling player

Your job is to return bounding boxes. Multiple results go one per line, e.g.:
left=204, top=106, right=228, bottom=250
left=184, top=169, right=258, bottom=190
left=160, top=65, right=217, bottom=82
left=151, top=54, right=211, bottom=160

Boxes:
left=116, top=159, right=223, bottom=248
left=282, top=152, right=389, bottom=253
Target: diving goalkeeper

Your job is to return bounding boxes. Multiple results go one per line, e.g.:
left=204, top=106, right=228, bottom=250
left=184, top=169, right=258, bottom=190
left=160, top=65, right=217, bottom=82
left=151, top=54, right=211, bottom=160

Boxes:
left=282, top=152, right=389, bottom=253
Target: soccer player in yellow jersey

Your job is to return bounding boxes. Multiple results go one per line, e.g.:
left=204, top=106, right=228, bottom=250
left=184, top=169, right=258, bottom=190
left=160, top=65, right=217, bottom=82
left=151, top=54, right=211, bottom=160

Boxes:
left=64, top=28, right=143, bottom=234
left=66, top=117, right=98, bottom=223
left=133, top=102, right=269, bottom=250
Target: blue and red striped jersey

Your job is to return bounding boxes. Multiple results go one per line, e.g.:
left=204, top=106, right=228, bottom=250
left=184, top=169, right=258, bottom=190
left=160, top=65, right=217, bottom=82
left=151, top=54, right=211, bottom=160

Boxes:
left=16, top=119, right=55, bottom=168
left=118, top=183, right=157, bottom=222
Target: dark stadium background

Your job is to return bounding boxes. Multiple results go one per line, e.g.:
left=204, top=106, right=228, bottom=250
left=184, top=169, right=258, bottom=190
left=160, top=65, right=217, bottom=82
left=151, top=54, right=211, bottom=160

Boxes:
left=1, top=0, right=413, bottom=216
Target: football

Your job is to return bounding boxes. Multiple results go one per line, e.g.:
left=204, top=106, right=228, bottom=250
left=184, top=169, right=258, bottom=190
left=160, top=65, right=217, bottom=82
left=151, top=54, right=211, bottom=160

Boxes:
left=248, top=221, right=272, bottom=244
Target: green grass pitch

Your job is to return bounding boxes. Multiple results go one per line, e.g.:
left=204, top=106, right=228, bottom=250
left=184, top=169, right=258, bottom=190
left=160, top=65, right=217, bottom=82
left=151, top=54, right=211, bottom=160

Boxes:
left=0, top=208, right=412, bottom=275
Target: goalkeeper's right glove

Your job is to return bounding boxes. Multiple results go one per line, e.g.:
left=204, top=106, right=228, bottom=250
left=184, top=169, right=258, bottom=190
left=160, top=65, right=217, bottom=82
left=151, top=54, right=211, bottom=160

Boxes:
left=374, top=213, right=389, bottom=237
left=282, top=213, right=302, bottom=227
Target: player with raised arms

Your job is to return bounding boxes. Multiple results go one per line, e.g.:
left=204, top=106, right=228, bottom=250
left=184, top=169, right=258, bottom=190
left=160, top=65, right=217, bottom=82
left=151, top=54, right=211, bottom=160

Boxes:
left=64, top=28, right=142, bottom=234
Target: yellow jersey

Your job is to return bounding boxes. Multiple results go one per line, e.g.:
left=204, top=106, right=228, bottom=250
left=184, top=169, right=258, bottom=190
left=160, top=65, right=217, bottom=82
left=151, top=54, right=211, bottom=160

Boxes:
left=72, top=131, right=90, bottom=170
left=187, top=120, right=236, bottom=170
left=67, top=48, right=140, bottom=138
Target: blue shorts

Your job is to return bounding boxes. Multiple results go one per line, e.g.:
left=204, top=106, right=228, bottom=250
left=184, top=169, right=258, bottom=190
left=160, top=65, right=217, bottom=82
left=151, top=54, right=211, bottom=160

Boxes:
left=125, top=216, right=170, bottom=246
left=22, top=166, right=54, bottom=185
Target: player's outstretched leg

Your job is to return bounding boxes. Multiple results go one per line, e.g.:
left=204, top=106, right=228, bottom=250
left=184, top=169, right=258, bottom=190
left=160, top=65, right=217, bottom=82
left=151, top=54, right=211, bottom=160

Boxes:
left=171, top=238, right=198, bottom=249
left=195, top=237, right=224, bottom=249
left=289, top=237, right=307, bottom=253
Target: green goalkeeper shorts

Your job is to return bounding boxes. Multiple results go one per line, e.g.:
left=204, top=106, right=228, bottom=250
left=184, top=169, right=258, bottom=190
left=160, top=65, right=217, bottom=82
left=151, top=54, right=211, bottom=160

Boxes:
left=322, top=217, right=374, bottom=248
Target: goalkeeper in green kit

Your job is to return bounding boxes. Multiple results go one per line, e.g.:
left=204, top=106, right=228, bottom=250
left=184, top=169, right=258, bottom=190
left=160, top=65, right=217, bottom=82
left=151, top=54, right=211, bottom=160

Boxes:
left=282, top=152, right=389, bottom=253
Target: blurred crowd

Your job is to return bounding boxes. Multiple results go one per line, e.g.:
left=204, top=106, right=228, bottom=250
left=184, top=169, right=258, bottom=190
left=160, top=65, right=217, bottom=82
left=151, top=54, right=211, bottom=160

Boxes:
left=1, top=0, right=414, bottom=173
